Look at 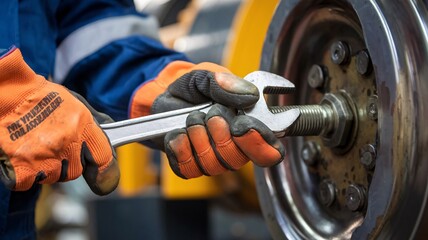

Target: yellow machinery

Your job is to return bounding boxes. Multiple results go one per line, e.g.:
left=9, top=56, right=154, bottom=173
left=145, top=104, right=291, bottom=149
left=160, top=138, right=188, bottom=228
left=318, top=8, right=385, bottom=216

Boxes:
left=223, top=0, right=279, bottom=77
left=116, top=143, right=158, bottom=196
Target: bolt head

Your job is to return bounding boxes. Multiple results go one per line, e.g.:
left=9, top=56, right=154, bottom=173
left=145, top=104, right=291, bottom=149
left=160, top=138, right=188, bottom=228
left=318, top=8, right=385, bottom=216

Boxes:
left=356, top=50, right=372, bottom=75
left=307, top=65, right=325, bottom=88
left=345, top=184, right=366, bottom=212
left=359, top=144, right=376, bottom=169
left=330, top=41, right=350, bottom=65
left=301, top=141, right=320, bottom=165
left=367, top=95, right=378, bottom=120
left=319, top=180, right=336, bottom=207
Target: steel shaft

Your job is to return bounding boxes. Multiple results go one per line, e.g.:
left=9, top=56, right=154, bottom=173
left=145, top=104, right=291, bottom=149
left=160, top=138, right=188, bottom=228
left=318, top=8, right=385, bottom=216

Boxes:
left=270, top=105, right=334, bottom=136
left=269, top=92, right=355, bottom=149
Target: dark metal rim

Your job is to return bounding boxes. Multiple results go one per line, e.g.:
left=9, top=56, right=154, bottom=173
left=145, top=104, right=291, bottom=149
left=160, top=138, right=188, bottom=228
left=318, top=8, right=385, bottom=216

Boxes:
left=255, top=0, right=428, bottom=239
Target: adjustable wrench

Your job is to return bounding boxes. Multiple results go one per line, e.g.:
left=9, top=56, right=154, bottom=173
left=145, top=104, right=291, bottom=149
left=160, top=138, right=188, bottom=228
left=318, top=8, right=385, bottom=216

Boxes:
left=101, top=71, right=300, bottom=148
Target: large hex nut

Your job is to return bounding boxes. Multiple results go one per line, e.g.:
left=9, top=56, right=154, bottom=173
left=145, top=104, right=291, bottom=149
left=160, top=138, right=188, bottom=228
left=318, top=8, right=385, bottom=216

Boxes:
left=320, top=93, right=354, bottom=148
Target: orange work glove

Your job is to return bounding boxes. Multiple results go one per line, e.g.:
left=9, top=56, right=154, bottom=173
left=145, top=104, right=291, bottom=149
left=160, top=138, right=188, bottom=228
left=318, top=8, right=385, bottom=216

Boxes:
left=0, top=47, right=119, bottom=195
left=130, top=61, right=286, bottom=179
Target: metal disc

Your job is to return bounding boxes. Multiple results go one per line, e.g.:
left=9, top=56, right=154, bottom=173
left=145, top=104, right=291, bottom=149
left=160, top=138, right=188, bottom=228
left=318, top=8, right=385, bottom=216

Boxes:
left=255, top=1, right=428, bottom=239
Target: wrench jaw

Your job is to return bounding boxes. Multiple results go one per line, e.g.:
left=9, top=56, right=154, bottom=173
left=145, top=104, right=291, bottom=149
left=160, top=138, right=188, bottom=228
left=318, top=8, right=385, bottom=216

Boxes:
left=243, top=71, right=300, bottom=137
left=245, top=107, right=301, bottom=138
left=269, top=109, right=301, bottom=138
left=243, top=71, right=296, bottom=91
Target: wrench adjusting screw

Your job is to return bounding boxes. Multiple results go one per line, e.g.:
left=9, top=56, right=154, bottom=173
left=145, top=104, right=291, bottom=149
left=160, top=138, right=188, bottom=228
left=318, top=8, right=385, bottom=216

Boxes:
left=330, top=41, right=350, bottom=65
left=345, top=184, right=366, bottom=212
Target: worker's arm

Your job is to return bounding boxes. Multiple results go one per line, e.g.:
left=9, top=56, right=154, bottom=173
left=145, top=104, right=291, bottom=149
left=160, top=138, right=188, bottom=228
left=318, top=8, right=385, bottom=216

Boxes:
left=55, top=0, right=189, bottom=121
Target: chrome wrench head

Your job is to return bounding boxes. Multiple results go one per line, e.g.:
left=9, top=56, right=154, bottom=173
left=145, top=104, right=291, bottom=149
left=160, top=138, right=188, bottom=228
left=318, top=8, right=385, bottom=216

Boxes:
left=243, top=71, right=300, bottom=137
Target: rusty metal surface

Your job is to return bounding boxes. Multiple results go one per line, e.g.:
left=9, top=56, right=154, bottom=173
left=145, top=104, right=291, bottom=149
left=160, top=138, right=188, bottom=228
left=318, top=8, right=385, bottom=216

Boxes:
left=255, top=0, right=428, bottom=239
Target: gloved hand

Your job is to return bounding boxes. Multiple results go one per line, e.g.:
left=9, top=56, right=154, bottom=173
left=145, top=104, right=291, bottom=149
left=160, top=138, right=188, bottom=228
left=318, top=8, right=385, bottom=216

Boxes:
left=130, top=61, right=285, bottom=179
left=0, top=47, right=119, bottom=195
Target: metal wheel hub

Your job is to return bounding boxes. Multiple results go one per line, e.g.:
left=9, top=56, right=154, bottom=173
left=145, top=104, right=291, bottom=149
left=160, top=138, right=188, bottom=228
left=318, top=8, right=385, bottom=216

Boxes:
left=255, top=1, right=428, bottom=239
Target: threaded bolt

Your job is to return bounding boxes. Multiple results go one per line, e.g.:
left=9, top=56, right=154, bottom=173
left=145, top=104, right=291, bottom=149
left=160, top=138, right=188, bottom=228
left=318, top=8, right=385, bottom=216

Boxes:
left=270, top=104, right=334, bottom=136
left=268, top=92, right=355, bottom=148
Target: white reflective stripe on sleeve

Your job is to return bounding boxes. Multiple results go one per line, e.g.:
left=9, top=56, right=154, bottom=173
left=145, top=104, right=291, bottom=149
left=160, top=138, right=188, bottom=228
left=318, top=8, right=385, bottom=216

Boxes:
left=54, top=15, right=159, bottom=84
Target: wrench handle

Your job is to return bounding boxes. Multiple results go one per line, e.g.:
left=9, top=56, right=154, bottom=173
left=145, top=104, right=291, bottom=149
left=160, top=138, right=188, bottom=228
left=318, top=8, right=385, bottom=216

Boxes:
left=101, top=103, right=212, bottom=147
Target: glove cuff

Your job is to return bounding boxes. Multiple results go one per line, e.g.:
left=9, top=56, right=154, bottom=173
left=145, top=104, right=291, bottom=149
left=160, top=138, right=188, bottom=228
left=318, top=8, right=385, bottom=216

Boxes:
left=0, top=47, right=38, bottom=83
left=129, top=61, right=195, bottom=118
left=0, top=47, right=46, bottom=117
left=129, top=61, right=232, bottom=118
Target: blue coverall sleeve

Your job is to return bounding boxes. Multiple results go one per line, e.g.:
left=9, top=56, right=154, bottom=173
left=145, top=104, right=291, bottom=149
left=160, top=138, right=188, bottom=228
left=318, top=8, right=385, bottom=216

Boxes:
left=54, top=0, right=190, bottom=121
